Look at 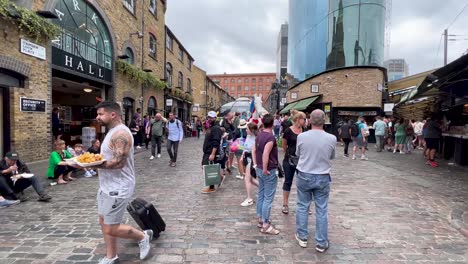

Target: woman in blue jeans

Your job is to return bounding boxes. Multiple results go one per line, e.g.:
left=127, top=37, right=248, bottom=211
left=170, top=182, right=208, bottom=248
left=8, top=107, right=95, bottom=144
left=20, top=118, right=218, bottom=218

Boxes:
left=281, top=111, right=305, bottom=214
left=251, top=114, right=280, bottom=235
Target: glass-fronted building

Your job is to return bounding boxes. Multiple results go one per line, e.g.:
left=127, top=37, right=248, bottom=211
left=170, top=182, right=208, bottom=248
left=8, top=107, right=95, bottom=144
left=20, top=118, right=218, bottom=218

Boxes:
left=288, top=0, right=386, bottom=81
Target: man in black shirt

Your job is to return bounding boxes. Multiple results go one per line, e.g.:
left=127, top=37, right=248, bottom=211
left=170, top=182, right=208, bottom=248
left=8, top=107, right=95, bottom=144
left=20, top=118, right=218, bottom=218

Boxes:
left=280, top=115, right=292, bottom=135
left=88, top=139, right=101, bottom=154
left=201, top=111, right=223, bottom=194
left=220, top=113, right=236, bottom=173
left=0, top=152, right=51, bottom=202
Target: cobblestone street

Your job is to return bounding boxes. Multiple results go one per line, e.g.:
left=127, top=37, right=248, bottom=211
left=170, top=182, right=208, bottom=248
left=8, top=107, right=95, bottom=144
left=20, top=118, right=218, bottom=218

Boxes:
left=1, top=137, right=468, bottom=264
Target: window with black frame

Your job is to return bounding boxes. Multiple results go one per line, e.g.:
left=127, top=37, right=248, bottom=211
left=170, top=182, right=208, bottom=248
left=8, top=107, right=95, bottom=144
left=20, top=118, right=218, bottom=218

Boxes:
left=149, top=34, right=156, bottom=58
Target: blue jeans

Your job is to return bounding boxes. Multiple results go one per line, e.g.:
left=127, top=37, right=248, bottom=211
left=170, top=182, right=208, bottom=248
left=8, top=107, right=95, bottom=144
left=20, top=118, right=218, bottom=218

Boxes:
left=256, top=168, right=278, bottom=223
left=296, top=171, right=331, bottom=247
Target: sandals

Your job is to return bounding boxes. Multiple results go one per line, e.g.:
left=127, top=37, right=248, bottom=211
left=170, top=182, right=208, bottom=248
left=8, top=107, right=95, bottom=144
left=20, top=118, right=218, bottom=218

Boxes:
left=282, top=205, right=289, bottom=214
left=257, top=219, right=271, bottom=228
left=260, top=225, right=280, bottom=235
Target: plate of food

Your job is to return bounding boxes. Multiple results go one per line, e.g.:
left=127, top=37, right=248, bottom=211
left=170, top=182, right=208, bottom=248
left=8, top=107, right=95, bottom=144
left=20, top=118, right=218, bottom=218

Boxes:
left=64, top=158, right=76, bottom=165
left=21, top=173, right=35, bottom=178
left=74, top=152, right=106, bottom=167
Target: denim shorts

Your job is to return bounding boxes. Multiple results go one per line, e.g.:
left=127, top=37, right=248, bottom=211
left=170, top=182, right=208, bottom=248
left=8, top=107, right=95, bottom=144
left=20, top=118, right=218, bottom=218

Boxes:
left=97, top=190, right=130, bottom=225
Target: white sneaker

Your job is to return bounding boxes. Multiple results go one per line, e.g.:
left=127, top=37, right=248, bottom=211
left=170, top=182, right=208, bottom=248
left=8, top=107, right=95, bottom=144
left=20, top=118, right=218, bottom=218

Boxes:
left=90, top=170, right=97, bottom=176
left=98, top=255, right=119, bottom=264
left=136, top=146, right=142, bottom=149
left=84, top=171, right=93, bottom=178
left=361, top=155, right=368, bottom=160
left=352, top=155, right=356, bottom=160
left=139, top=230, right=153, bottom=260
left=240, top=198, right=254, bottom=207
left=157, top=154, right=161, bottom=158
left=149, top=156, right=154, bottom=160
left=235, top=174, right=244, bottom=180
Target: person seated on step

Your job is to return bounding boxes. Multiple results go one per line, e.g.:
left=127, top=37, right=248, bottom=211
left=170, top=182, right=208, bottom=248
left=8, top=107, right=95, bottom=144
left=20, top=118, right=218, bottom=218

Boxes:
left=0, top=152, right=52, bottom=202
left=73, top=144, right=96, bottom=178
left=47, top=140, right=76, bottom=184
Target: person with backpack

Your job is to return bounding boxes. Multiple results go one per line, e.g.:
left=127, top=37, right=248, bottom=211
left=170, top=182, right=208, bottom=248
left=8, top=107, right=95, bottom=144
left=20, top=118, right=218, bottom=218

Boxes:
left=146, top=113, right=167, bottom=160
left=394, top=118, right=407, bottom=154
left=166, top=112, right=184, bottom=167
left=351, top=116, right=368, bottom=160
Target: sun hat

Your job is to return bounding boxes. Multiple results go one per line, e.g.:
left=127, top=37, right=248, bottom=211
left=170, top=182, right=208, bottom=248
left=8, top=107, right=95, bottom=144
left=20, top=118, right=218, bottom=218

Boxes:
left=238, top=119, right=248, bottom=129
left=207, top=111, right=217, bottom=118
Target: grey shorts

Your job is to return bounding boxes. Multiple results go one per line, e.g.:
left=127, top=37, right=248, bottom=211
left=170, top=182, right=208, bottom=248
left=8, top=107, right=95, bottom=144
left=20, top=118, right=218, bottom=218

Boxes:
left=97, top=190, right=130, bottom=225
left=353, top=137, right=365, bottom=147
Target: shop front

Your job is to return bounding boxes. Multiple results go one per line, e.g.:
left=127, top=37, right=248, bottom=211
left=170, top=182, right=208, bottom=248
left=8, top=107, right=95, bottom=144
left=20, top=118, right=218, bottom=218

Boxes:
left=49, top=0, right=115, bottom=147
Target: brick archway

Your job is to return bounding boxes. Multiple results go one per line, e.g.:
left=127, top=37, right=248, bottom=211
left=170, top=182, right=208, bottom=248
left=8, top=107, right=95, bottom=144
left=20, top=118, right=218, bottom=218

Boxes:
left=0, top=55, right=31, bottom=78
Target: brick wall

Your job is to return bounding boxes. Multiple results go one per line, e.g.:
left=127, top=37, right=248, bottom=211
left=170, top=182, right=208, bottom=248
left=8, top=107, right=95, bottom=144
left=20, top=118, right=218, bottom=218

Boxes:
left=286, top=67, right=385, bottom=107
left=192, top=65, right=207, bottom=117
left=0, top=19, right=51, bottom=162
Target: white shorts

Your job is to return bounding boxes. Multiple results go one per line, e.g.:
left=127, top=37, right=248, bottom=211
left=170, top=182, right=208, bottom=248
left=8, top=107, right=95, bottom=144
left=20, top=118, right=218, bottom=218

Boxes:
left=97, top=190, right=130, bottom=225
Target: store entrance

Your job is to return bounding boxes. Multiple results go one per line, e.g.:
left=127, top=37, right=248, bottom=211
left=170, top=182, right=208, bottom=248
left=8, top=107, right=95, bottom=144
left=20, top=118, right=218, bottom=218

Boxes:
left=52, top=70, right=109, bottom=149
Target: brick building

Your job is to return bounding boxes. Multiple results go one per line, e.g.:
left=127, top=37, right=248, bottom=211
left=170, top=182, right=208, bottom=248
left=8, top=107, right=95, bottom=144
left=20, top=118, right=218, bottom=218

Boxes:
left=192, top=66, right=234, bottom=118
left=282, top=66, right=386, bottom=134
left=164, top=26, right=194, bottom=121
left=207, top=73, right=276, bottom=102
left=0, top=0, right=205, bottom=162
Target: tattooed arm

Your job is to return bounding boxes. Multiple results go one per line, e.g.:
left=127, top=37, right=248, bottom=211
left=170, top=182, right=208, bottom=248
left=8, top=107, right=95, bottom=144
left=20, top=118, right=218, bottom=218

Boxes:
left=100, top=130, right=132, bottom=169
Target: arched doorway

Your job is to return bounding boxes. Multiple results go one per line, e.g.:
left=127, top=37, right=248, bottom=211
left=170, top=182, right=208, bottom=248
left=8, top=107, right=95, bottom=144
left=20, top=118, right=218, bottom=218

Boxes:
left=147, top=96, right=157, bottom=117
left=123, top=97, right=134, bottom=126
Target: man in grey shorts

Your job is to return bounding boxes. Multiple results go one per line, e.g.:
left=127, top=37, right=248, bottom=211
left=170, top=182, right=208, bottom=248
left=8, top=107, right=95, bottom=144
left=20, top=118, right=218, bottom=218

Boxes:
left=352, top=116, right=368, bottom=160
left=91, top=101, right=153, bottom=264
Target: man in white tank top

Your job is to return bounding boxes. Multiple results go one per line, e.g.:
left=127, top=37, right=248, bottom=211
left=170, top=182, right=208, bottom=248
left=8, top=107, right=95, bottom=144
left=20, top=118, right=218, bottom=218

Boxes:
left=91, top=101, right=152, bottom=264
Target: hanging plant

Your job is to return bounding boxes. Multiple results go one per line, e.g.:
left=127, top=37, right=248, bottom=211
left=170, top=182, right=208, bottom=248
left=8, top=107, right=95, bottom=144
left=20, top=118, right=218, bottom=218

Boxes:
left=116, top=60, right=166, bottom=90
left=0, top=0, right=60, bottom=41
left=185, top=94, right=193, bottom=103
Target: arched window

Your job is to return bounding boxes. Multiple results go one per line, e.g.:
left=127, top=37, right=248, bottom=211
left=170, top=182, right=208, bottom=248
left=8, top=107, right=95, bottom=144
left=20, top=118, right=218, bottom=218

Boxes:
left=147, top=96, right=157, bottom=116
left=178, top=71, right=183, bottom=89
left=165, top=63, right=172, bottom=87
left=125, top=47, right=134, bottom=64
left=187, top=78, right=192, bottom=93
left=149, top=33, right=156, bottom=58
left=149, top=0, right=157, bottom=14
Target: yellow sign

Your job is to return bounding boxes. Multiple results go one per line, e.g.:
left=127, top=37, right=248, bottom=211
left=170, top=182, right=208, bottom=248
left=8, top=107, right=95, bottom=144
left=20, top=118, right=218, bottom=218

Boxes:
left=324, top=105, right=331, bottom=112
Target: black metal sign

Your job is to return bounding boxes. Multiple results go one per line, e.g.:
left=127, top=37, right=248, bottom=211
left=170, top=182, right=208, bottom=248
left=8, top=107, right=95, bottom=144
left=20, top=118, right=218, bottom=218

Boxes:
left=20, top=97, right=46, bottom=112
left=52, top=47, right=112, bottom=82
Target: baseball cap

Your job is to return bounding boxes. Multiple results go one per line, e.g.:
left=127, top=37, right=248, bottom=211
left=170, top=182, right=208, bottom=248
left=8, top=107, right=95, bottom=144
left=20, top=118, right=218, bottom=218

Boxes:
left=5, top=152, right=19, bottom=160
left=207, top=111, right=217, bottom=118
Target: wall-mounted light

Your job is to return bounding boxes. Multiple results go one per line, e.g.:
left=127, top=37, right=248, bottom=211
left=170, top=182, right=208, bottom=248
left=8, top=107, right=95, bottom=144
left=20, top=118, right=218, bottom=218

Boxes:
left=83, top=88, right=93, bottom=93
left=117, top=54, right=130, bottom=59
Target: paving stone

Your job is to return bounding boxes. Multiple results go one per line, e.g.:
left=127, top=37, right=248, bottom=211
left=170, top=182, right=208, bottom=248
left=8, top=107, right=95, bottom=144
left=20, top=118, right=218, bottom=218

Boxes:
left=1, top=139, right=468, bottom=263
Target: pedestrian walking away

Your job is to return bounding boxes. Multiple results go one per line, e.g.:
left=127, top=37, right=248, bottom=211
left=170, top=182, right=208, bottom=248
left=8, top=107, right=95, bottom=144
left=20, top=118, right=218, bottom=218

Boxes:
left=201, top=111, right=223, bottom=194
left=351, top=116, right=368, bottom=160
left=295, top=109, right=336, bottom=253
left=166, top=112, right=184, bottom=167
left=373, top=116, right=387, bottom=152
left=339, top=120, right=352, bottom=157
left=146, top=113, right=167, bottom=160
left=91, top=101, right=153, bottom=263
left=252, top=114, right=280, bottom=235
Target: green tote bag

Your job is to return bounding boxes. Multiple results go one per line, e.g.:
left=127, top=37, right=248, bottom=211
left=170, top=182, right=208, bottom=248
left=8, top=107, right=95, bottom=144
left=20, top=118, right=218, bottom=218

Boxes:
left=203, top=162, right=221, bottom=186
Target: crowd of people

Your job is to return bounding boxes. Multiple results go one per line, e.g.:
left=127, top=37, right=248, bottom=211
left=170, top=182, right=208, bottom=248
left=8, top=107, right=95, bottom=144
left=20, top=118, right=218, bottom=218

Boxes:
left=200, top=109, right=336, bottom=252
left=337, top=115, right=442, bottom=167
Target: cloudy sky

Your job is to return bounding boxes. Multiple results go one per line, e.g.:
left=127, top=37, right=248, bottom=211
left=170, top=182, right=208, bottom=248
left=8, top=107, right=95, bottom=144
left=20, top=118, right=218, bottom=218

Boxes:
left=166, top=0, right=468, bottom=76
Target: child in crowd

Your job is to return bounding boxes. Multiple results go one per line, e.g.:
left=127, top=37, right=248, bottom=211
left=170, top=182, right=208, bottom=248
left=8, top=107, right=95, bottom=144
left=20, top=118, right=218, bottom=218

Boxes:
left=73, top=144, right=96, bottom=178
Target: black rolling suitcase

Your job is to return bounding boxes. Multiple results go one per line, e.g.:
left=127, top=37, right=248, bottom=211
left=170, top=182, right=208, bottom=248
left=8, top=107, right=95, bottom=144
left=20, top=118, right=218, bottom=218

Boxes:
left=127, top=198, right=166, bottom=239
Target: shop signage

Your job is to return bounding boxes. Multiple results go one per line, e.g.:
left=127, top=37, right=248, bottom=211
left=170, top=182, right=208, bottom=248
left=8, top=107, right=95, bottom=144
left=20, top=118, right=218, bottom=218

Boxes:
left=20, top=39, right=46, bottom=60
left=52, top=47, right=112, bottom=82
left=311, top=83, right=319, bottom=93
left=291, top=92, right=297, bottom=99
left=338, top=110, right=377, bottom=116
left=20, top=97, right=46, bottom=112
left=384, top=103, right=395, bottom=112
left=166, top=99, right=173, bottom=106
left=192, top=106, right=199, bottom=112
left=324, top=105, right=331, bottom=112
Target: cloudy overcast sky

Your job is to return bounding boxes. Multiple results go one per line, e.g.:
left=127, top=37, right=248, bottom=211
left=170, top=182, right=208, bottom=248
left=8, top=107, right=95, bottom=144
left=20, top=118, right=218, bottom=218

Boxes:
left=166, top=0, right=468, bottom=76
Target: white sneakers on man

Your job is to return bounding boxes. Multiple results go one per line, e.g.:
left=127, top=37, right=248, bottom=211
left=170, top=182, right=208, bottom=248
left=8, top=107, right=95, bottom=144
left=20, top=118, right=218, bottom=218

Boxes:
left=149, top=156, right=154, bottom=160
left=157, top=154, right=161, bottom=158
left=240, top=198, right=254, bottom=207
left=139, top=230, right=153, bottom=260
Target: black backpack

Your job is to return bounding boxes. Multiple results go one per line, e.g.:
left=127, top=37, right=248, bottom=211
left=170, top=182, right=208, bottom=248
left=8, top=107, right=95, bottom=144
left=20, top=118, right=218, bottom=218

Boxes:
left=350, top=123, right=359, bottom=137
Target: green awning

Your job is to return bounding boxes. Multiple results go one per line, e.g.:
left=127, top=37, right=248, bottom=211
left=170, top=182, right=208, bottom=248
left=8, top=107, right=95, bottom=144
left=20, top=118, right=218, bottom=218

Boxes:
left=293, top=96, right=319, bottom=111
left=279, top=101, right=298, bottom=114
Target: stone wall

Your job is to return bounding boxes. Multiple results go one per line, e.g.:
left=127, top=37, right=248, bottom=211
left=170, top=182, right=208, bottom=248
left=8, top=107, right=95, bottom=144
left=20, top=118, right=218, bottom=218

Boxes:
left=191, top=65, right=207, bottom=117
left=286, top=67, right=385, bottom=107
